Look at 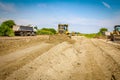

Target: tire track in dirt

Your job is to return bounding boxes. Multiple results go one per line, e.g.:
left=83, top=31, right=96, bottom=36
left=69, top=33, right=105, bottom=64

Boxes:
left=0, top=43, right=53, bottom=80
left=0, top=43, right=50, bottom=68
left=5, top=42, right=71, bottom=80
left=2, top=36, right=120, bottom=80
left=91, top=39, right=120, bottom=80
left=25, top=37, right=106, bottom=80
left=74, top=38, right=106, bottom=80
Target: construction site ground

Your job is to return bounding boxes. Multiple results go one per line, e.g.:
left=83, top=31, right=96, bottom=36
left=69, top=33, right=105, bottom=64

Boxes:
left=0, top=35, right=120, bottom=80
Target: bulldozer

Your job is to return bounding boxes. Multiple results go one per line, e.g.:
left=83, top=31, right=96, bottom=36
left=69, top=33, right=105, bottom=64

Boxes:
left=58, top=24, right=71, bottom=38
left=58, top=24, right=70, bottom=35
left=110, top=25, right=120, bottom=41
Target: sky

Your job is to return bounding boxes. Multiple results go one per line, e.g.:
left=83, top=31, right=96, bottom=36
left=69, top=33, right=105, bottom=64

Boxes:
left=0, top=0, right=120, bottom=33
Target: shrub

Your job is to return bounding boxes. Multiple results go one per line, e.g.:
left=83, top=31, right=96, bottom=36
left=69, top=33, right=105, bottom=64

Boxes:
left=0, top=24, right=10, bottom=36
left=41, top=28, right=56, bottom=34
left=95, top=28, right=108, bottom=37
left=48, top=28, right=56, bottom=34
left=37, top=29, right=53, bottom=35
left=6, top=28, right=15, bottom=36
left=99, top=28, right=108, bottom=33
left=0, top=20, right=15, bottom=37
left=2, top=20, right=15, bottom=28
left=36, top=28, right=56, bottom=35
left=81, top=33, right=96, bottom=38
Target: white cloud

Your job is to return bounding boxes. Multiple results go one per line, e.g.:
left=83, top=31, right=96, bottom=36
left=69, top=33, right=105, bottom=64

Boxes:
left=48, top=16, right=120, bottom=32
left=0, top=2, right=16, bottom=12
left=14, top=16, right=118, bottom=32
left=1, top=14, right=119, bottom=33
left=102, top=1, right=111, bottom=8
left=15, top=19, right=32, bottom=25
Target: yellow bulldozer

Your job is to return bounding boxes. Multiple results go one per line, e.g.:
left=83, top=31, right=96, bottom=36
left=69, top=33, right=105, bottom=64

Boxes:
left=110, top=25, right=120, bottom=41
left=58, top=24, right=70, bottom=35
left=58, top=24, right=72, bottom=38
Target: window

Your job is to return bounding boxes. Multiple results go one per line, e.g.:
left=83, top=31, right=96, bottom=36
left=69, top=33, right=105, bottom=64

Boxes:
left=116, top=27, right=120, bottom=31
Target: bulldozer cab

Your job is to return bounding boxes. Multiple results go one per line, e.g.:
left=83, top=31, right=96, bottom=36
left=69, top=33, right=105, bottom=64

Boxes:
left=58, top=24, right=69, bottom=34
left=110, top=25, right=120, bottom=41
left=114, top=25, right=120, bottom=31
left=114, top=25, right=120, bottom=35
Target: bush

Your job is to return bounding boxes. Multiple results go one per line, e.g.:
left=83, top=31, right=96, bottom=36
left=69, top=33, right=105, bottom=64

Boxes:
left=0, top=20, right=15, bottom=37
left=95, top=28, right=108, bottom=38
left=0, top=24, right=10, bottom=36
left=48, top=28, right=56, bottom=34
left=99, top=28, right=108, bottom=33
left=97, top=28, right=108, bottom=36
left=6, top=28, right=15, bottom=36
left=0, top=24, right=14, bottom=36
left=37, top=30, right=54, bottom=35
left=81, top=33, right=96, bottom=38
left=2, top=20, right=15, bottom=28
left=41, top=28, right=56, bottom=34
left=36, top=28, right=56, bottom=35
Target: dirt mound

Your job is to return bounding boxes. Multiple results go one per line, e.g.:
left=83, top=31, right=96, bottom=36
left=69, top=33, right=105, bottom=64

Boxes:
left=0, top=35, right=75, bottom=56
left=0, top=36, right=49, bottom=56
left=47, top=34, right=75, bottom=44
left=1, top=36, right=120, bottom=80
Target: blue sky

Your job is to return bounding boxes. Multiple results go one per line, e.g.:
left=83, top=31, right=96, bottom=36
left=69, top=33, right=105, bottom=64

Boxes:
left=0, top=0, right=120, bottom=33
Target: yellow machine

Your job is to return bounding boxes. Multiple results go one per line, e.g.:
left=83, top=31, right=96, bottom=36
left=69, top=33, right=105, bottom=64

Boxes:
left=110, top=25, right=120, bottom=41
left=58, top=24, right=70, bottom=35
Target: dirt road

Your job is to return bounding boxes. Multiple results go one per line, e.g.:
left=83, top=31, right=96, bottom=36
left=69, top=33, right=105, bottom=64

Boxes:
left=0, top=36, right=120, bottom=80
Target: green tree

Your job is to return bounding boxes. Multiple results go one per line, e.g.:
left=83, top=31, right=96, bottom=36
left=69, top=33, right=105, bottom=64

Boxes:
left=99, top=28, right=108, bottom=33
left=34, top=26, right=38, bottom=30
left=1, top=20, right=16, bottom=28
left=0, top=24, right=7, bottom=36
left=96, top=28, right=108, bottom=37
left=0, top=20, right=15, bottom=36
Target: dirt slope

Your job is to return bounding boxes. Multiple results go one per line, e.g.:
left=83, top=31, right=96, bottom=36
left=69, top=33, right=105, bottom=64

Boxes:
left=0, top=43, right=50, bottom=67
left=0, top=36, right=120, bottom=80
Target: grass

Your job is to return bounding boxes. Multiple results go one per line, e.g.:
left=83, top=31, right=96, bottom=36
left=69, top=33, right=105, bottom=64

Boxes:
left=77, top=31, right=107, bottom=39
left=79, top=33, right=97, bottom=38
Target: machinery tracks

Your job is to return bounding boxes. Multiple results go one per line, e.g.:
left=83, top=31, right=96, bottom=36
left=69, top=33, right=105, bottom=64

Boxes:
left=91, top=39, right=120, bottom=80
left=0, top=36, right=120, bottom=80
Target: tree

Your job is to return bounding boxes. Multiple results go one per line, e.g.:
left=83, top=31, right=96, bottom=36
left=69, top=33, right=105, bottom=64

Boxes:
left=0, top=20, right=15, bottom=36
left=6, top=28, right=14, bottom=36
left=99, top=28, right=108, bottom=33
left=1, top=20, right=16, bottom=28
left=96, top=28, right=108, bottom=37
left=0, top=24, right=7, bottom=36
left=34, top=26, right=38, bottom=30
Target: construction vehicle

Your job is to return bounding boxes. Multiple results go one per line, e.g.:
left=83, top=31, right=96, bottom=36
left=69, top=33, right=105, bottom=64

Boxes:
left=58, top=24, right=71, bottom=38
left=58, top=24, right=70, bottom=35
left=13, top=25, right=36, bottom=36
left=110, top=25, right=120, bottom=41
